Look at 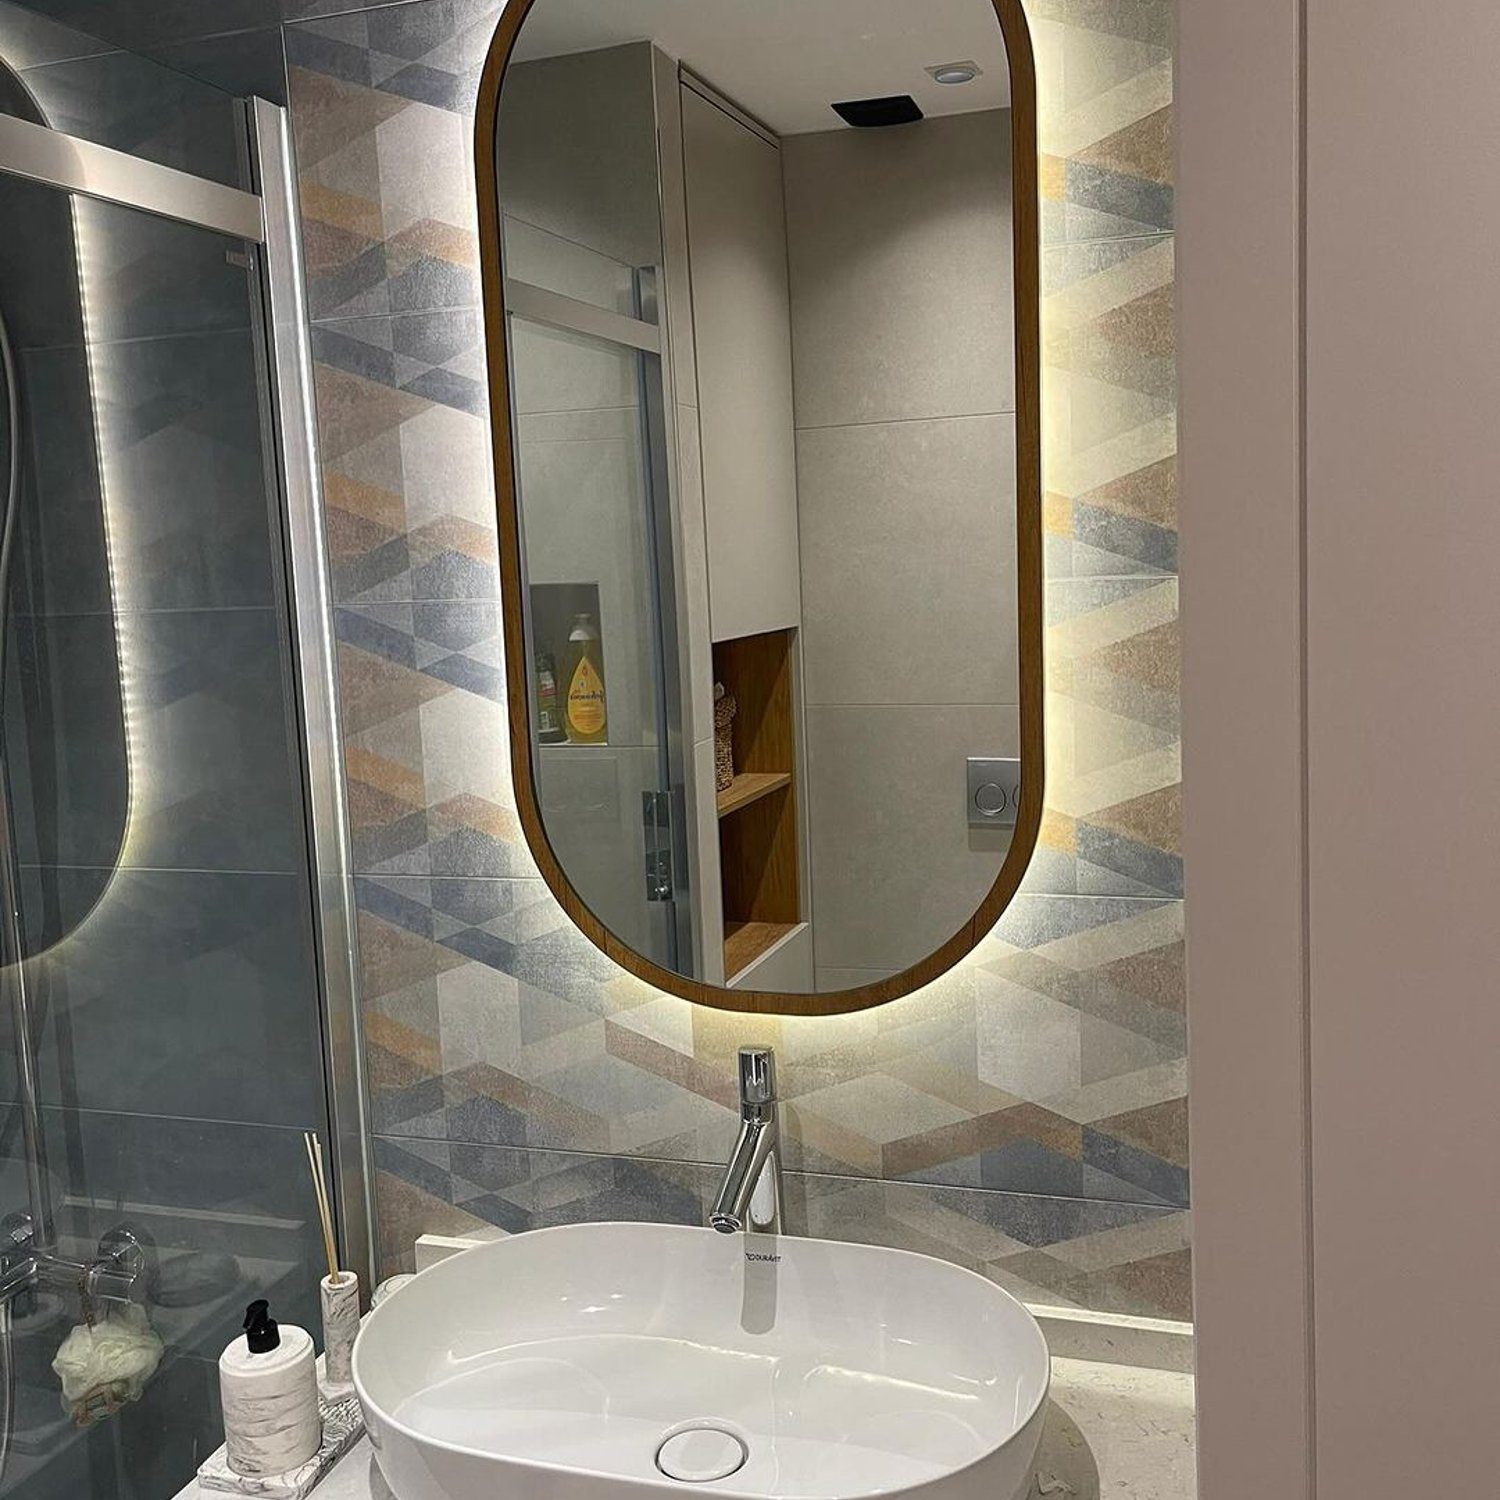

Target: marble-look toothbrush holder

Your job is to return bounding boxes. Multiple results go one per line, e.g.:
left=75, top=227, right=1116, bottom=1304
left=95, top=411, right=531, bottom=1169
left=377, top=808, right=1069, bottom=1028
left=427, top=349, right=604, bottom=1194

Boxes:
left=319, top=1273, right=360, bottom=1398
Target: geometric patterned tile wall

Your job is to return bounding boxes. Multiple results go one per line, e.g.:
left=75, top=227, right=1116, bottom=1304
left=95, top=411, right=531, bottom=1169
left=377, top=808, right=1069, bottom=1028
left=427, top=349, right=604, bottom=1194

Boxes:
left=286, top=0, right=1187, bottom=1321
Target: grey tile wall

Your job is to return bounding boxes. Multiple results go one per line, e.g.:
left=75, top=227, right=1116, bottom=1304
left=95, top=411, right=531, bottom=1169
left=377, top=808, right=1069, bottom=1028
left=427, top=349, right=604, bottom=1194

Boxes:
left=284, top=0, right=1188, bottom=1322
left=0, top=1, right=252, bottom=186
left=3, top=0, right=1188, bottom=1387
left=0, top=0, right=288, bottom=105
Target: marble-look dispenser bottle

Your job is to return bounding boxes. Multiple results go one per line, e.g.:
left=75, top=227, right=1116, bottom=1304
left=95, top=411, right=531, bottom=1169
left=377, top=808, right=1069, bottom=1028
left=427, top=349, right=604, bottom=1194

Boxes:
left=219, top=1300, right=321, bottom=1477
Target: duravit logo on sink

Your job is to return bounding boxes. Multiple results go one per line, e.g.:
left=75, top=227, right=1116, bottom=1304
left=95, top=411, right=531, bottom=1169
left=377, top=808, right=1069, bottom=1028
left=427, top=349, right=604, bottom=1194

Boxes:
left=745, top=1250, right=781, bottom=1263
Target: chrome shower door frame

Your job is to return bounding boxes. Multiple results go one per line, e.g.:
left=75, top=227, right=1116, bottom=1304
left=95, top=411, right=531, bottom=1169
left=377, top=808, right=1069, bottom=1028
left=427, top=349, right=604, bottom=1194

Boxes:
left=503, top=277, right=699, bottom=977
left=244, top=98, right=376, bottom=1291
left=0, top=102, right=375, bottom=1288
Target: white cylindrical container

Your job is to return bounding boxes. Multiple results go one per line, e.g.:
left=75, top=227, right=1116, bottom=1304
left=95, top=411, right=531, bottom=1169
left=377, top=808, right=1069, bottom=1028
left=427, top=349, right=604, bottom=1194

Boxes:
left=219, top=1301, right=321, bottom=1477
left=319, top=1272, right=360, bottom=1392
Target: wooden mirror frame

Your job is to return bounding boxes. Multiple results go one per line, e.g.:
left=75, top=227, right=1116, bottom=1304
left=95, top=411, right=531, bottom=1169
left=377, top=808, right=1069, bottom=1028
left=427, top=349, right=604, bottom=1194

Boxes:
left=475, top=0, right=1042, bottom=1016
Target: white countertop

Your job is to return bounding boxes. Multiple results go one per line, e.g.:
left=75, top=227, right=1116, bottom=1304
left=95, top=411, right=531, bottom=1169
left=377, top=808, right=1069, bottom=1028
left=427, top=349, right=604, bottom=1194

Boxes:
left=171, top=1358, right=1196, bottom=1500
left=1041, top=1357, right=1197, bottom=1500
left=172, top=1438, right=391, bottom=1500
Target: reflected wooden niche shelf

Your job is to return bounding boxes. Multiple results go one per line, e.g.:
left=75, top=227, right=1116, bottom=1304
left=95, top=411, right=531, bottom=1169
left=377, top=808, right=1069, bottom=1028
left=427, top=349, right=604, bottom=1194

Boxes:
left=723, top=920, right=798, bottom=980
left=714, top=628, right=802, bottom=984
left=716, top=770, right=792, bottom=818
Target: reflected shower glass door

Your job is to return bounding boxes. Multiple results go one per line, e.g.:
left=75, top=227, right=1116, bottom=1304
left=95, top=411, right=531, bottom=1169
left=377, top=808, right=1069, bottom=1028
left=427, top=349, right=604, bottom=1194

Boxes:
left=0, top=83, right=335, bottom=1500
left=507, top=278, right=694, bottom=975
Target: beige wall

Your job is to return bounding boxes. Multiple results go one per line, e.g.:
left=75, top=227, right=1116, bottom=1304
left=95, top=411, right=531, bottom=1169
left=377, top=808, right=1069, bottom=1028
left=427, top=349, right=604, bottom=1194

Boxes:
left=1182, top=0, right=1500, bottom=1492
left=1178, top=0, right=1312, bottom=1494
left=1304, top=0, right=1500, bottom=1491
left=782, top=111, right=1019, bottom=989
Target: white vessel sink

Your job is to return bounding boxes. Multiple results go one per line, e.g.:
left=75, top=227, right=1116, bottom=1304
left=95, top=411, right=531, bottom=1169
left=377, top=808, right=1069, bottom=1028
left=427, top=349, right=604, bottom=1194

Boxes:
left=353, top=1222, right=1050, bottom=1500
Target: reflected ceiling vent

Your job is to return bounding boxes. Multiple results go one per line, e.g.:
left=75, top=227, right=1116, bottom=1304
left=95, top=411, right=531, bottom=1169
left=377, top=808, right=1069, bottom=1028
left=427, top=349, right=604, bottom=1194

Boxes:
left=831, top=95, right=924, bottom=128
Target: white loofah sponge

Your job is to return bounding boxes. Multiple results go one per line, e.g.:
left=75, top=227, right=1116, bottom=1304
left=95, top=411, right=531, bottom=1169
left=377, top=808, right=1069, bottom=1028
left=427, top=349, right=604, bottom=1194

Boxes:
left=52, top=1303, right=164, bottom=1425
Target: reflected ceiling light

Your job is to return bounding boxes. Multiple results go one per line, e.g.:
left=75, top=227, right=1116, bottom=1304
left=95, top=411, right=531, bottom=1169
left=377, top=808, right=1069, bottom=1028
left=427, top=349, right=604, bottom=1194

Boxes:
left=926, top=60, right=982, bottom=85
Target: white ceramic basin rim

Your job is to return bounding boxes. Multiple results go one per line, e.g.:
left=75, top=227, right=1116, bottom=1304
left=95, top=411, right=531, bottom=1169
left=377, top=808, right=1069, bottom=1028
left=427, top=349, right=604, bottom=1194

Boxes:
left=353, top=1222, right=1050, bottom=1500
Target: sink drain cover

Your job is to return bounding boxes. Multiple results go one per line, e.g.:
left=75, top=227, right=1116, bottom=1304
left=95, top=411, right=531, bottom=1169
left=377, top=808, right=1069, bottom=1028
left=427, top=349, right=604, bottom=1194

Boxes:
left=655, top=1426, right=748, bottom=1483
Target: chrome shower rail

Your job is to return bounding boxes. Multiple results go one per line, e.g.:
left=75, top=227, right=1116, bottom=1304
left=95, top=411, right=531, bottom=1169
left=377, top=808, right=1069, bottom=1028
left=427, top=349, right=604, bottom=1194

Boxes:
left=0, top=111, right=263, bottom=241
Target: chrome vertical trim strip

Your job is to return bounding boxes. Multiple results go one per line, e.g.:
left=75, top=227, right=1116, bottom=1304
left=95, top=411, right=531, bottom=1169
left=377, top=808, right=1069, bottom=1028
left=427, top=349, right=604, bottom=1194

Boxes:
left=246, top=97, right=375, bottom=1289
left=0, top=112, right=264, bottom=241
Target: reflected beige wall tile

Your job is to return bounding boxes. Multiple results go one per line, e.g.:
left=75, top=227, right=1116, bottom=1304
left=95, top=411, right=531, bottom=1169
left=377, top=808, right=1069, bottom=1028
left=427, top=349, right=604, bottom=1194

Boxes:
left=796, top=414, right=1019, bottom=707
left=783, top=110, right=1015, bottom=428
left=804, top=704, right=1020, bottom=971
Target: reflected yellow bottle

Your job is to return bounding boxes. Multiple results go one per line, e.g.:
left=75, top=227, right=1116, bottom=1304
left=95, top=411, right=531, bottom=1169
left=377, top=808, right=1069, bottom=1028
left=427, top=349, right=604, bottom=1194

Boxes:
left=564, top=613, right=607, bottom=744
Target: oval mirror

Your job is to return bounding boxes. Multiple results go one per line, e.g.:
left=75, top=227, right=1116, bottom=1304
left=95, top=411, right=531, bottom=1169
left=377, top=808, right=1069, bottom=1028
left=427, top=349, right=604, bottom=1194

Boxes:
left=477, top=0, right=1040, bottom=1015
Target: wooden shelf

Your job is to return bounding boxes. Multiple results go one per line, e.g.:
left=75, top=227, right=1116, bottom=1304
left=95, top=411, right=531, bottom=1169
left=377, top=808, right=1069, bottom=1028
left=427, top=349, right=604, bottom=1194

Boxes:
left=716, top=770, right=791, bottom=818
left=723, top=920, right=798, bottom=983
left=714, top=629, right=803, bottom=986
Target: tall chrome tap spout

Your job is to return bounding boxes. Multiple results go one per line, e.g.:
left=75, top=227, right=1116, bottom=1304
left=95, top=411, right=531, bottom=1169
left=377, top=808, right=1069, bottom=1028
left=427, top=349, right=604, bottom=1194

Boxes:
left=709, top=1047, right=785, bottom=1234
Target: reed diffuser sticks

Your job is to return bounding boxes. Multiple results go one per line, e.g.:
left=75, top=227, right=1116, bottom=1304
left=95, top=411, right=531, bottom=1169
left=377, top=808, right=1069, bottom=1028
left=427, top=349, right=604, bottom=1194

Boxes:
left=303, top=1131, right=339, bottom=1284
left=304, top=1130, right=361, bottom=1394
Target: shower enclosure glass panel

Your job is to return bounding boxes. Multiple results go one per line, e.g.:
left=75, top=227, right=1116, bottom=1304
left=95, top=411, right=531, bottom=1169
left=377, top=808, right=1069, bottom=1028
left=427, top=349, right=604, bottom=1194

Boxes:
left=0, top=61, right=338, bottom=1500
left=509, top=306, right=693, bottom=974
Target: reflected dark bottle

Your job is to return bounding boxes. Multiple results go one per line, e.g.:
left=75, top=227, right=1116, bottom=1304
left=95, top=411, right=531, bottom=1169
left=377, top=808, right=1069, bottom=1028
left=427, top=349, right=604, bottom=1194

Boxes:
left=564, top=613, right=607, bottom=745
left=535, top=653, right=566, bottom=743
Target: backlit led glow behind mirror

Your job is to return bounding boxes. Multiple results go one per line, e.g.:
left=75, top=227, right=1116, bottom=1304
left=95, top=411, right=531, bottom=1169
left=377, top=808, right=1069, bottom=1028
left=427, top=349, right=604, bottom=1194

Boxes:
left=477, top=0, right=1041, bottom=1015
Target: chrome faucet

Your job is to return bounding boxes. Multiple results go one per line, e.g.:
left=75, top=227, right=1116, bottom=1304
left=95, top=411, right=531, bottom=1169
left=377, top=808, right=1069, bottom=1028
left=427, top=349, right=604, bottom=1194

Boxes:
left=709, top=1046, right=785, bottom=1235
left=0, top=1214, right=148, bottom=1313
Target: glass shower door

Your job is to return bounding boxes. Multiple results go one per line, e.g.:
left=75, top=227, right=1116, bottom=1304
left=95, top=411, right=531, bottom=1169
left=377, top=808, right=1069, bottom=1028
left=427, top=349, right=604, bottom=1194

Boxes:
left=0, top=60, right=338, bottom=1500
left=506, top=256, right=695, bottom=975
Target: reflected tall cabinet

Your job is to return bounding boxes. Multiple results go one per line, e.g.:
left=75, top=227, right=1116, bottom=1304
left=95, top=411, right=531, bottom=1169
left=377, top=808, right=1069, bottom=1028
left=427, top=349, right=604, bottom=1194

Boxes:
left=665, top=66, right=816, bottom=992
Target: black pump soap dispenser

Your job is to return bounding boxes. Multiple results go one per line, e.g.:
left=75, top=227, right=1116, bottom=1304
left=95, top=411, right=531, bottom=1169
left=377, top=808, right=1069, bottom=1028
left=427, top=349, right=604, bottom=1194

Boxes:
left=218, top=1296, right=321, bottom=1475
left=242, top=1299, right=280, bottom=1354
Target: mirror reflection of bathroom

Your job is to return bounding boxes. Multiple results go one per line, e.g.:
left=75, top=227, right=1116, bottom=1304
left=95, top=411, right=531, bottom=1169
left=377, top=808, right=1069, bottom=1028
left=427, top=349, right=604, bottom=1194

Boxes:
left=495, top=0, right=1024, bottom=994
